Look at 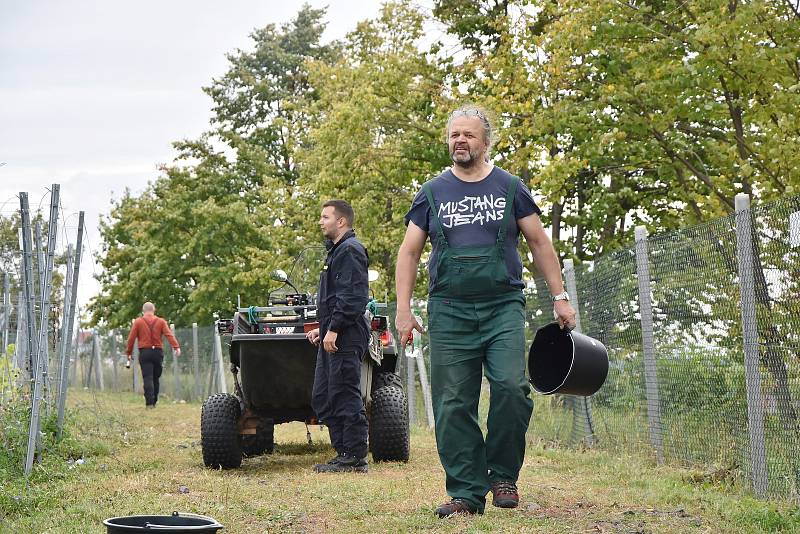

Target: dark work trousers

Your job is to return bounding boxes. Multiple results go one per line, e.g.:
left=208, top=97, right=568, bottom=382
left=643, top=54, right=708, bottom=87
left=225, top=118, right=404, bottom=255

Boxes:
left=428, top=292, right=532, bottom=512
left=312, top=345, right=369, bottom=459
left=139, top=348, right=164, bottom=406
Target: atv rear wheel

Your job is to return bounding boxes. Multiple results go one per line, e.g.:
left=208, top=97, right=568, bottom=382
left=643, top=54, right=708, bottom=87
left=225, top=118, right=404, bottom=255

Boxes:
left=242, top=419, right=275, bottom=456
left=368, top=385, right=410, bottom=462
left=201, top=393, right=242, bottom=469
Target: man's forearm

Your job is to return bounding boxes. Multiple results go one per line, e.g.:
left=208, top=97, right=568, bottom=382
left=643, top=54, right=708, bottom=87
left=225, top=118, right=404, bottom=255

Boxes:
left=395, top=251, right=418, bottom=312
left=125, top=328, right=137, bottom=356
left=531, top=241, right=565, bottom=296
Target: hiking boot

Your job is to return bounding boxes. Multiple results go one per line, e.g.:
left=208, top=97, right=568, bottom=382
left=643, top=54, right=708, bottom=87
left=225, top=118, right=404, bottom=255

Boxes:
left=490, top=480, right=519, bottom=508
left=434, top=498, right=480, bottom=518
left=312, top=454, right=368, bottom=473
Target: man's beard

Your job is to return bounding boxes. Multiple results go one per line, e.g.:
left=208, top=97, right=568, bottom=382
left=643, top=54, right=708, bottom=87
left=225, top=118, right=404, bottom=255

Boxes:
left=450, top=146, right=481, bottom=168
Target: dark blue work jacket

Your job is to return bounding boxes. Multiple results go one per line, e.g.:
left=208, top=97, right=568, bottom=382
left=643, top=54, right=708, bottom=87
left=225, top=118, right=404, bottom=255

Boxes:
left=317, top=230, right=370, bottom=351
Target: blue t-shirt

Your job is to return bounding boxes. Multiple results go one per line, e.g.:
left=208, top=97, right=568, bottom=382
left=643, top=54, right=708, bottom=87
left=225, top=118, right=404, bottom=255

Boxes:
left=404, top=166, right=542, bottom=291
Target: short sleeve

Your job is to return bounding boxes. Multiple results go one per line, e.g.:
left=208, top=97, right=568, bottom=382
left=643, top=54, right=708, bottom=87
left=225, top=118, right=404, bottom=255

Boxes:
left=514, top=179, right=542, bottom=219
left=404, top=189, right=431, bottom=232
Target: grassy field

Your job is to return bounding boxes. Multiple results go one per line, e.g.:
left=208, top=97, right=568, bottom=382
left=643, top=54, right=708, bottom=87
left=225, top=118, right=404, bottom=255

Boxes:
left=1, top=389, right=799, bottom=533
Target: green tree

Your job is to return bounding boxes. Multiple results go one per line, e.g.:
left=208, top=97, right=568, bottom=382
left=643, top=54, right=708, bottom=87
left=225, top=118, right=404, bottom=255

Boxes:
left=299, top=2, right=452, bottom=298
left=92, top=5, right=336, bottom=327
left=439, top=0, right=799, bottom=260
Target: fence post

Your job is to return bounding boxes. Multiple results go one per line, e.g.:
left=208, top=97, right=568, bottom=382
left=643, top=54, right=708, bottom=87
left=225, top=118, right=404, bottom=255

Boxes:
left=33, top=221, right=50, bottom=399
left=171, top=323, right=180, bottom=401
left=132, top=319, right=140, bottom=394
left=192, top=323, right=200, bottom=401
left=207, top=343, right=217, bottom=397
left=634, top=226, right=665, bottom=464
left=56, top=243, right=76, bottom=438
left=20, top=197, right=40, bottom=387
left=92, top=329, right=104, bottom=390
left=14, top=290, right=26, bottom=375
left=1, top=272, right=10, bottom=399
left=2, top=272, right=9, bottom=360
left=20, top=192, right=44, bottom=476
left=563, top=259, right=596, bottom=447
left=70, top=331, right=79, bottom=387
left=213, top=328, right=227, bottom=394
left=734, top=193, right=769, bottom=498
left=85, top=330, right=93, bottom=387
left=38, top=186, right=60, bottom=418
left=55, top=245, right=73, bottom=399
left=412, top=317, right=434, bottom=428
left=403, top=344, right=417, bottom=426
left=96, top=333, right=104, bottom=390
left=110, top=331, right=118, bottom=392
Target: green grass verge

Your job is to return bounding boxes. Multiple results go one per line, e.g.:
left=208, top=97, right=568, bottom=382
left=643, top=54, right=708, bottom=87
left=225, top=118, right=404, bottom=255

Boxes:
left=0, top=389, right=798, bottom=533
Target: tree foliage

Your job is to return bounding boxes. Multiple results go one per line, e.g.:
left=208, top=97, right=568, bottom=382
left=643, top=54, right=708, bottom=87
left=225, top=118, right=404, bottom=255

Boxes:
left=92, top=0, right=800, bottom=327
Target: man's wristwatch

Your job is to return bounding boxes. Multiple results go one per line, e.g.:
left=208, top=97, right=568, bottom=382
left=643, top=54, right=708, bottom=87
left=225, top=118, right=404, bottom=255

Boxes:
left=551, top=291, right=570, bottom=302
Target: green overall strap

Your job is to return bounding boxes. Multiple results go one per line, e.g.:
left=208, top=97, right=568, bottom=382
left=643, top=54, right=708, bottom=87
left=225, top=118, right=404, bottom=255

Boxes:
left=422, top=182, right=450, bottom=247
left=495, top=176, right=519, bottom=250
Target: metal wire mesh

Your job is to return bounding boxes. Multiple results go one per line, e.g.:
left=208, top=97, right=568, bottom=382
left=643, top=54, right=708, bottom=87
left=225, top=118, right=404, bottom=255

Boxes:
left=519, top=196, right=800, bottom=499
left=70, top=326, right=232, bottom=403
left=574, top=246, right=651, bottom=454
left=749, top=196, right=800, bottom=497
left=647, top=215, right=746, bottom=471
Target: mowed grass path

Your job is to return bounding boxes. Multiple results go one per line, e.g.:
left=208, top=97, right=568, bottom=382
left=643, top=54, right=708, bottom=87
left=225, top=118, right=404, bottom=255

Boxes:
left=4, top=389, right=799, bottom=533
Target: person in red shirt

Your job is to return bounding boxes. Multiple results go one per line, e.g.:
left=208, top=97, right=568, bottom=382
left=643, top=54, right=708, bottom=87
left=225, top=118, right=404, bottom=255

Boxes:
left=125, top=302, right=181, bottom=408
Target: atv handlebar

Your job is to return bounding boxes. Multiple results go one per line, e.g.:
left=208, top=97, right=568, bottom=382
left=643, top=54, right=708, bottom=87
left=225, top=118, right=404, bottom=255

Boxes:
left=269, top=293, right=311, bottom=306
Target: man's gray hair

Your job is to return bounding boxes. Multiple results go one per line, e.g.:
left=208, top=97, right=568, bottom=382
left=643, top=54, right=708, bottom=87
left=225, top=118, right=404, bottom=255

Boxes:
left=445, top=105, right=497, bottom=155
left=142, top=302, right=155, bottom=313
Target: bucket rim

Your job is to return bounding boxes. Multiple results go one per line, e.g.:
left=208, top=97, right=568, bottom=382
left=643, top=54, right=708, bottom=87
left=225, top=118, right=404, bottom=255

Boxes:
left=531, top=323, right=577, bottom=395
left=103, top=512, right=223, bottom=530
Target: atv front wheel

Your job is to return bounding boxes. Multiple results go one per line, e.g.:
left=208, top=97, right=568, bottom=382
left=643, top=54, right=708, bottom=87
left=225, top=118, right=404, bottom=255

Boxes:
left=372, top=371, right=403, bottom=392
left=368, top=385, right=410, bottom=462
left=201, top=393, right=242, bottom=469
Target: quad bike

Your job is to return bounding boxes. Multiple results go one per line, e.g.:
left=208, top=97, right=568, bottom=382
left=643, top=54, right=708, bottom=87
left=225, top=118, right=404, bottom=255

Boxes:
left=201, top=246, right=409, bottom=468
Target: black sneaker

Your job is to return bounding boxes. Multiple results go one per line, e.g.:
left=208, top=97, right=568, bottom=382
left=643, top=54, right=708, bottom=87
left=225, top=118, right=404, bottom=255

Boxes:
left=312, top=454, right=368, bottom=473
left=312, top=453, right=344, bottom=472
left=327, top=453, right=345, bottom=465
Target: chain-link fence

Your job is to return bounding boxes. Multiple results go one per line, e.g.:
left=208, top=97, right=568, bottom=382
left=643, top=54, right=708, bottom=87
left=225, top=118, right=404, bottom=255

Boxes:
left=5, top=187, right=799, bottom=500
left=70, top=325, right=234, bottom=403
left=533, top=194, right=800, bottom=499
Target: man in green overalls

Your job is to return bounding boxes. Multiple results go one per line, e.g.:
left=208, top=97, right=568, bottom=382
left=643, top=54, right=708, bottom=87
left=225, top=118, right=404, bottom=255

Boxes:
left=395, top=106, right=576, bottom=517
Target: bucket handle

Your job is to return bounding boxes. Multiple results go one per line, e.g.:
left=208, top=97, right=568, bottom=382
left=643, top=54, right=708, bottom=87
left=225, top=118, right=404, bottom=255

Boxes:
left=142, top=511, right=223, bottom=530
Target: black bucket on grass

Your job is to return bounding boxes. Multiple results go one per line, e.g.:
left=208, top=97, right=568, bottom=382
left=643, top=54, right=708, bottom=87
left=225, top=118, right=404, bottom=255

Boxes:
left=103, top=511, right=223, bottom=533
left=528, top=322, right=608, bottom=396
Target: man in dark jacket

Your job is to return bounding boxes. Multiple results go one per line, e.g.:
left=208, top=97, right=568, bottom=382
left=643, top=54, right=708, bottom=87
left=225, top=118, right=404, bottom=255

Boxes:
left=306, top=199, right=371, bottom=473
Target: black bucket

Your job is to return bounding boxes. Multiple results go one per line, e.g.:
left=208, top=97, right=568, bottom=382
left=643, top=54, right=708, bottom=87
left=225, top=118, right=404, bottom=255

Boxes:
left=103, top=512, right=223, bottom=533
left=528, top=322, right=609, bottom=396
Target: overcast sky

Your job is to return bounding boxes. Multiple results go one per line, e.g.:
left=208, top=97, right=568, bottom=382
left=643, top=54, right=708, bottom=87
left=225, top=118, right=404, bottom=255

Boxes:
left=0, top=0, right=387, bottom=313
